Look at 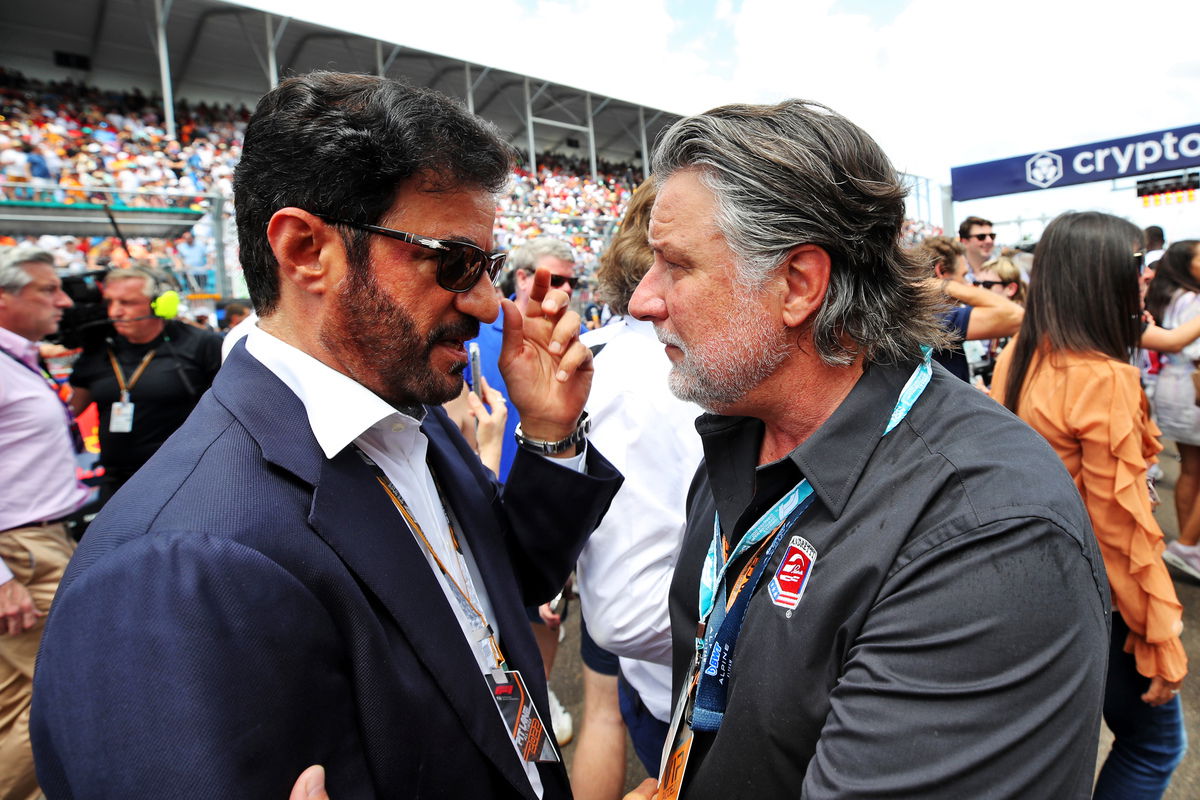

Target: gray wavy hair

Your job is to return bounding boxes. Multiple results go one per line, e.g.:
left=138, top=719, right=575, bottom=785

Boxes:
left=0, top=247, right=56, bottom=293
left=651, top=99, right=947, bottom=366
left=509, top=237, right=576, bottom=274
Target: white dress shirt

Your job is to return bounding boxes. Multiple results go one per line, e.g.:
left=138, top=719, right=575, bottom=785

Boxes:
left=576, top=318, right=704, bottom=722
left=246, top=325, right=582, bottom=796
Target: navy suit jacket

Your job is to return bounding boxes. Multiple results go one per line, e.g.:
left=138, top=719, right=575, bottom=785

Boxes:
left=32, top=345, right=622, bottom=799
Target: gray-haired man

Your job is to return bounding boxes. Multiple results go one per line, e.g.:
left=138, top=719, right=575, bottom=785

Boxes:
left=625, top=101, right=1109, bottom=799
left=0, top=247, right=87, bottom=800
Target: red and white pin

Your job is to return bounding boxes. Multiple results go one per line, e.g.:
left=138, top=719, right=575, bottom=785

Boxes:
left=767, top=536, right=816, bottom=611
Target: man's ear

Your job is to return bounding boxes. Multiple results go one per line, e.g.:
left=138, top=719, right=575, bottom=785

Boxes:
left=266, top=208, right=340, bottom=297
left=780, top=244, right=832, bottom=329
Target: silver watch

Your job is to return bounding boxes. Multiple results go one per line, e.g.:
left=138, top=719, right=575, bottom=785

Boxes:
left=513, top=412, right=591, bottom=455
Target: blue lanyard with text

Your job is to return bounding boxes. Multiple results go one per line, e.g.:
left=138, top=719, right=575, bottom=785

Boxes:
left=690, top=348, right=933, bottom=732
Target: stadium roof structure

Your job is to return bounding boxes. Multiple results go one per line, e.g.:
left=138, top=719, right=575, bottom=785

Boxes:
left=0, top=0, right=682, bottom=177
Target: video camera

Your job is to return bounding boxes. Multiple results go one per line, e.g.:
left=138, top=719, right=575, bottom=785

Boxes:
left=49, top=270, right=113, bottom=351
left=49, top=268, right=182, bottom=351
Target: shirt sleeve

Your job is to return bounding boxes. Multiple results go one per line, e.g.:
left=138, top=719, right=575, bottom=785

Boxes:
left=0, top=560, right=14, bottom=584
left=1174, top=293, right=1200, bottom=363
left=803, top=515, right=1109, bottom=799
left=1070, top=362, right=1187, bottom=682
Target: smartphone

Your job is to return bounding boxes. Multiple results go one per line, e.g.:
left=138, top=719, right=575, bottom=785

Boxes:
left=468, top=342, right=482, bottom=396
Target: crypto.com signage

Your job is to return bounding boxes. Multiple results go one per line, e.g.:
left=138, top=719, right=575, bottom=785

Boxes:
left=951, top=123, right=1200, bottom=201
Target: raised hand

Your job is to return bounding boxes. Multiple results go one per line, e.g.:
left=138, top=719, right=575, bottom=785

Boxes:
left=497, top=267, right=593, bottom=445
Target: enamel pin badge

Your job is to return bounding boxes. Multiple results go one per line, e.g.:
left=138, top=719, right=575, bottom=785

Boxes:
left=767, top=536, right=816, bottom=612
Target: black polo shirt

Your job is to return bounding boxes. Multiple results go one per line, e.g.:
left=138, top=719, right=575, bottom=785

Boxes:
left=70, top=321, right=222, bottom=478
left=670, top=357, right=1110, bottom=799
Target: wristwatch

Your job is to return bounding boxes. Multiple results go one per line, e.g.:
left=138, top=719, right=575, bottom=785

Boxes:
left=513, top=412, right=591, bottom=456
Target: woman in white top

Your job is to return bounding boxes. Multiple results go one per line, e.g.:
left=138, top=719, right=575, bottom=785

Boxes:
left=1144, top=239, right=1200, bottom=577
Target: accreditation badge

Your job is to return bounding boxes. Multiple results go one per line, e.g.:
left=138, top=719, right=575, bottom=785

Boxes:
left=658, top=651, right=699, bottom=800
left=109, top=401, right=135, bottom=433
left=485, top=670, right=560, bottom=763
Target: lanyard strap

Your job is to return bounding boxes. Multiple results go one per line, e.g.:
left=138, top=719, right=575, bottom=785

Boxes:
left=356, top=448, right=508, bottom=671
left=692, top=491, right=816, bottom=732
left=690, top=348, right=933, bottom=732
left=107, top=347, right=156, bottom=397
left=697, top=480, right=814, bottom=625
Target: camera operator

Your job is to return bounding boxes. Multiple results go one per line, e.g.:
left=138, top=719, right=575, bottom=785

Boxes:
left=69, top=266, right=222, bottom=506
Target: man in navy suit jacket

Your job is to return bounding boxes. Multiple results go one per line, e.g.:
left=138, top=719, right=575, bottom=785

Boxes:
left=31, top=72, right=621, bottom=799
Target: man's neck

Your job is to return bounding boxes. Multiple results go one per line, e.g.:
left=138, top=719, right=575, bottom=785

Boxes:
left=730, top=351, right=864, bottom=466
left=967, top=252, right=987, bottom=272
left=121, top=319, right=166, bottom=345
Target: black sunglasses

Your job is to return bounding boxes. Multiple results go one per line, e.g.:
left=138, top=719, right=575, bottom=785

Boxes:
left=968, top=233, right=998, bottom=241
left=974, top=279, right=1014, bottom=290
left=549, top=274, right=575, bottom=290
left=320, top=216, right=506, bottom=293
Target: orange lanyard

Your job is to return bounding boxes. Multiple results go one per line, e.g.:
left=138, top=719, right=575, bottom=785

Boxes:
left=374, top=475, right=508, bottom=670
left=107, top=347, right=156, bottom=397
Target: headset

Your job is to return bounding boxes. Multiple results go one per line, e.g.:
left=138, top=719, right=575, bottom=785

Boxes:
left=104, top=266, right=197, bottom=398
left=106, top=266, right=181, bottom=321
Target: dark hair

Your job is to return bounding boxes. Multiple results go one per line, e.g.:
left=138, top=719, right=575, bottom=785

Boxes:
left=1144, top=225, right=1165, bottom=249
left=652, top=99, right=948, bottom=366
left=234, top=72, right=515, bottom=314
left=1144, top=240, right=1200, bottom=323
left=958, top=216, right=993, bottom=239
left=596, top=179, right=655, bottom=315
left=1001, top=211, right=1142, bottom=414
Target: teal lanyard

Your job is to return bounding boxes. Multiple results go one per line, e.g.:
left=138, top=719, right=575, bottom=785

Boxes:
left=691, top=348, right=933, bottom=731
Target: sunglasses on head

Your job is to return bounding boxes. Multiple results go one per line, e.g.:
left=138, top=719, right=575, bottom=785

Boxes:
left=968, top=233, right=998, bottom=241
left=319, top=215, right=506, bottom=293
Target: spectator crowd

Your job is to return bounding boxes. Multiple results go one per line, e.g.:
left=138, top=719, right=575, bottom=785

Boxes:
left=8, top=68, right=1185, bottom=800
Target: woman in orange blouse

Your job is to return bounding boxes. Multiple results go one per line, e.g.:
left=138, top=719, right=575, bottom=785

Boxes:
left=992, top=211, right=1186, bottom=800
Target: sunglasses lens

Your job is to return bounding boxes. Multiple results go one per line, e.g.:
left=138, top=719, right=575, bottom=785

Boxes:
left=488, top=254, right=507, bottom=284
left=437, top=245, right=484, bottom=292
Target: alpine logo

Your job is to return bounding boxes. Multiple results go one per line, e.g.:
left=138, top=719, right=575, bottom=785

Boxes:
left=767, top=536, right=817, bottom=611
left=704, top=642, right=723, bottom=676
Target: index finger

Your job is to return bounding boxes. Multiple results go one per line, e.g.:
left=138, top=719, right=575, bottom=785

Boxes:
left=526, top=267, right=552, bottom=310
left=497, top=297, right=525, bottom=369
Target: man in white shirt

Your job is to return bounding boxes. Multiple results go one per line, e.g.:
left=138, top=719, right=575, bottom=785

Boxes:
left=572, top=181, right=703, bottom=797
left=32, top=72, right=621, bottom=800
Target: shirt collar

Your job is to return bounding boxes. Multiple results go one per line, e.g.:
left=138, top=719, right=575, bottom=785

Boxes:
left=0, top=326, right=39, bottom=369
left=695, top=358, right=918, bottom=522
left=244, top=325, right=424, bottom=460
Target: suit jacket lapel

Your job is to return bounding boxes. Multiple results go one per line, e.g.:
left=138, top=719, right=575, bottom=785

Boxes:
left=421, top=419, right=549, bottom=690
left=309, top=440, right=541, bottom=800
left=217, top=347, right=540, bottom=799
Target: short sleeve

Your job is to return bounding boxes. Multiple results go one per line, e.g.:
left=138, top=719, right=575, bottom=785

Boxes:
left=1169, top=292, right=1200, bottom=363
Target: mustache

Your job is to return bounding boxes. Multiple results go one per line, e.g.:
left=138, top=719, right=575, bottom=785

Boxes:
left=655, top=328, right=685, bottom=350
left=428, top=317, right=480, bottom=348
